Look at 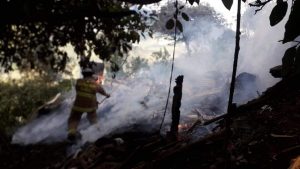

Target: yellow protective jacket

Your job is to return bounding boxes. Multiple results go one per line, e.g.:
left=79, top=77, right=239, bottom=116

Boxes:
left=72, top=78, right=107, bottom=112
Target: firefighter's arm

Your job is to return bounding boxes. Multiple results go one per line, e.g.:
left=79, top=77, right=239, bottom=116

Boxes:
left=97, top=85, right=110, bottom=98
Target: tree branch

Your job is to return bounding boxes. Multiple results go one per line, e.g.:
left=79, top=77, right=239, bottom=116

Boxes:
left=119, top=0, right=162, bottom=4
left=0, top=0, right=164, bottom=25
left=0, top=10, right=137, bottom=25
left=0, top=1, right=138, bottom=25
left=249, top=0, right=273, bottom=14
left=226, top=0, right=242, bottom=128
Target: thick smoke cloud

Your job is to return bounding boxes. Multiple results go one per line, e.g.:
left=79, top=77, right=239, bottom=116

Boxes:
left=12, top=3, right=291, bottom=145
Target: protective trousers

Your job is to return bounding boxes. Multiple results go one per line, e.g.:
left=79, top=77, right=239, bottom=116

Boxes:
left=68, top=110, right=98, bottom=135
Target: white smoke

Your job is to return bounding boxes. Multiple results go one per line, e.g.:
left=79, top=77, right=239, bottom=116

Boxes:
left=12, top=92, right=74, bottom=144
left=238, top=3, right=292, bottom=91
left=12, top=3, right=292, bottom=145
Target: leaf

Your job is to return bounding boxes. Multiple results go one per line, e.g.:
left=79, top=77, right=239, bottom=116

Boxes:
left=181, top=12, right=189, bottom=21
left=176, top=20, right=183, bottom=32
left=195, top=0, right=200, bottom=4
left=282, top=46, right=296, bottom=76
left=179, top=5, right=184, bottom=9
left=269, top=1, right=288, bottom=26
left=166, top=19, right=175, bottom=30
left=222, top=0, right=233, bottom=10
left=188, top=0, right=195, bottom=5
left=242, top=0, right=246, bottom=2
left=283, top=0, right=300, bottom=43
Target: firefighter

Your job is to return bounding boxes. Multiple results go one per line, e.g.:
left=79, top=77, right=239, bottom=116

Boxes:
left=67, top=68, right=110, bottom=141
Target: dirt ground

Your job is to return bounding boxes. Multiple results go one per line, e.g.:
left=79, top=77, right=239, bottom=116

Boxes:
left=1, top=74, right=300, bottom=169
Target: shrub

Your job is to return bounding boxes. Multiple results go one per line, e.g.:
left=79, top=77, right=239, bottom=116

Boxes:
left=0, top=72, right=71, bottom=133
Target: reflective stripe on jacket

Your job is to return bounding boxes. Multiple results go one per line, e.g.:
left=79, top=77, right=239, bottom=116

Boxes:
left=72, top=79, right=98, bottom=112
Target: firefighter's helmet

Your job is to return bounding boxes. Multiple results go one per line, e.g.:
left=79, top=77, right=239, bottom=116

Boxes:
left=82, top=68, right=93, bottom=73
left=82, top=68, right=94, bottom=77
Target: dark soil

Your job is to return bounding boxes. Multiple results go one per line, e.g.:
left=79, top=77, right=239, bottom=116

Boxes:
left=1, top=74, right=300, bottom=169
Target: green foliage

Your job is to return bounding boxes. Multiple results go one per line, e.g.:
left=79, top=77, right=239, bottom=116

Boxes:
left=162, top=1, right=189, bottom=32
left=106, top=53, right=150, bottom=78
left=0, top=0, right=153, bottom=73
left=126, top=56, right=150, bottom=74
left=269, top=0, right=288, bottom=26
left=166, top=19, right=175, bottom=30
left=0, top=73, right=71, bottom=133
left=282, top=46, right=299, bottom=77
left=181, top=12, right=190, bottom=21
left=222, top=0, right=234, bottom=10
left=283, top=0, right=300, bottom=43
left=153, top=2, right=221, bottom=35
left=249, top=0, right=300, bottom=43
left=188, top=0, right=200, bottom=5
left=176, top=20, right=183, bottom=32
left=151, top=47, right=171, bottom=64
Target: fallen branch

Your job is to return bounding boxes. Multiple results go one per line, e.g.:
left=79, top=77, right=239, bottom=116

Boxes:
left=270, top=133, right=296, bottom=138
left=187, top=113, right=227, bottom=133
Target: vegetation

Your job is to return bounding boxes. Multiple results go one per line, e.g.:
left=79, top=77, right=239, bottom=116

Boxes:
left=0, top=0, right=298, bottom=74
left=0, top=72, right=71, bottom=133
left=107, top=47, right=170, bottom=78
left=0, top=0, right=298, bottom=131
left=0, top=1, right=299, bottom=169
left=0, top=0, right=155, bottom=73
left=152, top=1, right=223, bottom=35
left=249, top=0, right=300, bottom=43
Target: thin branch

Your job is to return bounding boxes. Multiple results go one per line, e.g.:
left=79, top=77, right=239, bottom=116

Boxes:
left=118, top=0, right=162, bottom=4
left=226, top=0, right=242, bottom=127
left=249, top=0, right=273, bottom=14
left=278, top=40, right=300, bottom=47
left=159, top=0, right=179, bottom=131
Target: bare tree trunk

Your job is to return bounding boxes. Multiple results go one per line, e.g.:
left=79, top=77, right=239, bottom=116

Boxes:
left=225, top=0, right=242, bottom=168
left=170, top=75, right=184, bottom=139
left=226, top=0, right=242, bottom=132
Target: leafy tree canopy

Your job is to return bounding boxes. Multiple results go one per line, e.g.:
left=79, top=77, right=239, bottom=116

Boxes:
left=152, top=1, right=224, bottom=35
left=249, top=0, right=300, bottom=43
left=0, top=0, right=299, bottom=73
left=0, top=0, right=157, bottom=73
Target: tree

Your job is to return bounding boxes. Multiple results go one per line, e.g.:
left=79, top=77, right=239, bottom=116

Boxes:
left=249, top=0, right=300, bottom=43
left=152, top=1, right=223, bottom=35
left=1, top=0, right=298, bottom=73
left=0, top=0, right=155, bottom=73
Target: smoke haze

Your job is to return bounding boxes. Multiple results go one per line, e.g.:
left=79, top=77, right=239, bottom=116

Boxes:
left=12, top=3, right=293, bottom=145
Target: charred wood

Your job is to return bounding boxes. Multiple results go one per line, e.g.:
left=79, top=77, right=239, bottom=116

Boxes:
left=169, top=75, right=184, bottom=140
